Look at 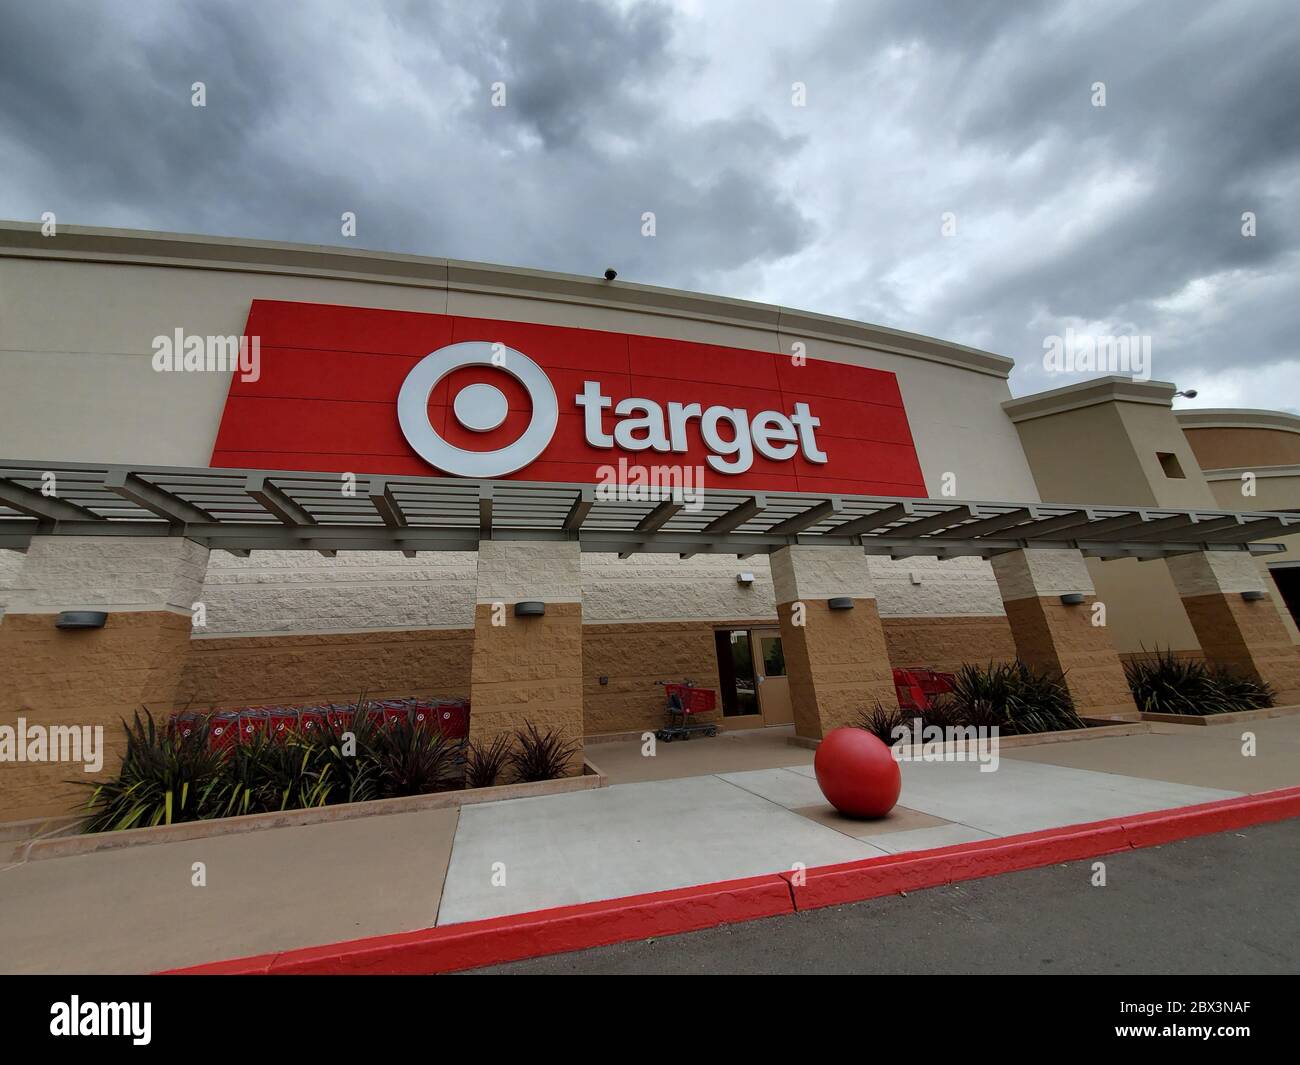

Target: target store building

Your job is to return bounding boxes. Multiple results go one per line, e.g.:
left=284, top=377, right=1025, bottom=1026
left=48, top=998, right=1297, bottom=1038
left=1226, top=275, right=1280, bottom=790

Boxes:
left=1, top=222, right=1297, bottom=819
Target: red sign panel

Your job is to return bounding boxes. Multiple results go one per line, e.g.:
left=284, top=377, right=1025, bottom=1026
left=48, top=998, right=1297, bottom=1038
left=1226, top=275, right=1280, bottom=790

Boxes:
left=210, top=300, right=927, bottom=496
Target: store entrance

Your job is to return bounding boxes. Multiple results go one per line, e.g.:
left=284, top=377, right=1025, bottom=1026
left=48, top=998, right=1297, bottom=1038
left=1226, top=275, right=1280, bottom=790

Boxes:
left=713, top=627, right=793, bottom=728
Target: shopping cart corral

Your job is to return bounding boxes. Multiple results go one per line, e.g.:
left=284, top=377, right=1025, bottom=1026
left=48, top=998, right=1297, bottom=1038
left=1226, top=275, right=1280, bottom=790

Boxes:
left=654, top=680, right=719, bottom=742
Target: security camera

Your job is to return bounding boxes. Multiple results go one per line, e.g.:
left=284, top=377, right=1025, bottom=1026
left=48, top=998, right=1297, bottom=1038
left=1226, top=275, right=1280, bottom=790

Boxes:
left=603, top=267, right=617, bottom=281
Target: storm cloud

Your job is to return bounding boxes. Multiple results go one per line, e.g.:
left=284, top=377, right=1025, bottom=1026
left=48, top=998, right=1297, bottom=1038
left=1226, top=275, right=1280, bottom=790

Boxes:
left=0, top=0, right=1296, bottom=408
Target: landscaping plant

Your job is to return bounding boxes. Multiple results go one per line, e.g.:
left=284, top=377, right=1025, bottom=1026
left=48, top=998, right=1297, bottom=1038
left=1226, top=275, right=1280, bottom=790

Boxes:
left=81, top=701, right=577, bottom=832
left=81, top=710, right=225, bottom=832
left=1124, top=648, right=1274, bottom=716
left=856, top=661, right=1084, bottom=742
left=937, top=661, right=1083, bottom=735
left=207, top=736, right=334, bottom=817
left=856, top=702, right=908, bottom=745
left=371, top=717, right=460, bottom=797
left=464, top=733, right=513, bottom=789
left=300, top=704, right=382, bottom=805
left=507, top=722, right=579, bottom=782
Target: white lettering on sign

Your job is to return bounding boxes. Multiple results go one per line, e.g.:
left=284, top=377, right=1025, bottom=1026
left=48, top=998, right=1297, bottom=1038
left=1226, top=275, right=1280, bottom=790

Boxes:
left=398, top=344, right=830, bottom=478
left=574, top=381, right=826, bottom=474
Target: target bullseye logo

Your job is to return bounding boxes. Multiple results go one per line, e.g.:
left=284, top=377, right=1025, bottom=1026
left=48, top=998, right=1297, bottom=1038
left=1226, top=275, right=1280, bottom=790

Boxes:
left=397, top=342, right=559, bottom=477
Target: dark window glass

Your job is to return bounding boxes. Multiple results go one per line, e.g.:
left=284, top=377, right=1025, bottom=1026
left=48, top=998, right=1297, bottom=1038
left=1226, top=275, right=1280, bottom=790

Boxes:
left=760, top=636, right=786, bottom=677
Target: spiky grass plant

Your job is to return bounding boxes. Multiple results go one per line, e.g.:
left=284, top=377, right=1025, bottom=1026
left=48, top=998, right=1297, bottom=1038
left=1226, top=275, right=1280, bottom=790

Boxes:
left=206, top=736, right=335, bottom=817
left=1124, top=649, right=1274, bottom=715
left=929, top=661, right=1084, bottom=735
left=299, top=699, right=382, bottom=805
left=855, top=702, right=909, bottom=745
left=371, top=717, right=459, bottom=797
left=465, top=733, right=513, bottom=788
left=507, top=723, right=579, bottom=782
left=81, top=710, right=225, bottom=832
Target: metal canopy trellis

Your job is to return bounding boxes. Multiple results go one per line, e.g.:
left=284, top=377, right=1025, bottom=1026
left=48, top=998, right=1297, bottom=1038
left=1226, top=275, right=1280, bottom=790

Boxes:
left=0, top=460, right=1292, bottom=562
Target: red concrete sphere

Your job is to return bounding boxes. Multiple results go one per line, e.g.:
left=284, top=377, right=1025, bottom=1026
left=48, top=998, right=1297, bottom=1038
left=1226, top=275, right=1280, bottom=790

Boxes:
left=814, top=727, right=901, bottom=818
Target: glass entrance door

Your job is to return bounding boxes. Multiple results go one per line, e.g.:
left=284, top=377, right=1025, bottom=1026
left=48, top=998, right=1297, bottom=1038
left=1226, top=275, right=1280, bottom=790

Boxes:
left=714, top=628, right=791, bottom=728
left=752, top=628, right=793, bottom=725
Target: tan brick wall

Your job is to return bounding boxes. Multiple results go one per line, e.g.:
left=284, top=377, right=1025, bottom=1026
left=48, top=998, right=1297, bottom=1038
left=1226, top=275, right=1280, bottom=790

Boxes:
left=180, top=628, right=473, bottom=709
left=778, top=598, right=896, bottom=739
left=0, top=610, right=193, bottom=821
left=1119, top=648, right=1205, bottom=665
left=468, top=602, right=584, bottom=773
left=581, top=619, right=767, bottom=735
left=881, top=615, right=1017, bottom=673
left=1002, top=595, right=1137, bottom=715
left=1182, top=592, right=1300, bottom=704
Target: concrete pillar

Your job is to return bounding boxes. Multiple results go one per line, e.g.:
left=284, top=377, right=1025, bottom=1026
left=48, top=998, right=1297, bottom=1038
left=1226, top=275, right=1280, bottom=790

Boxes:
left=468, top=541, right=584, bottom=772
left=770, top=546, right=896, bottom=740
left=1167, top=551, right=1300, bottom=705
left=0, top=536, right=209, bottom=820
left=991, top=548, right=1138, bottom=718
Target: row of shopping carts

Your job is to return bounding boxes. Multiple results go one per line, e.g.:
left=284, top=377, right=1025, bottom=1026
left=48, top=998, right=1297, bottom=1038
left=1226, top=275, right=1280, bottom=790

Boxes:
left=169, top=697, right=470, bottom=752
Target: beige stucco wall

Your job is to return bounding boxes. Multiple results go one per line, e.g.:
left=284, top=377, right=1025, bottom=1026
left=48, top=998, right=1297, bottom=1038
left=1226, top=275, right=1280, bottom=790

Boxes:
left=1007, top=388, right=1208, bottom=654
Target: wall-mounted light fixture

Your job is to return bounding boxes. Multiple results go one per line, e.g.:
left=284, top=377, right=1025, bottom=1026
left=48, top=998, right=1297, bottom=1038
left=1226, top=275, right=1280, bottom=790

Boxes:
left=55, top=610, right=108, bottom=629
left=1059, top=593, right=1086, bottom=606
left=827, top=596, right=854, bottom=610
left=1241, top=589, right=1268, bottom=602
left=736, top=572, right=755, bottom=586
left=514, top=601, right=546, bottom=617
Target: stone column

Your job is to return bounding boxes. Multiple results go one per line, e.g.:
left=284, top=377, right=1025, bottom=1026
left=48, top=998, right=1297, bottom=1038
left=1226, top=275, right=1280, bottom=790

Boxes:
left=0, top=536, right=209, bottom=820
left=769, top=545, right=896, bottom=740
left=468, top=541, right=584, bottom=773
left=1166, top=551, right=1300, bottom=705
left=991, top=548, right=1138, bottom=718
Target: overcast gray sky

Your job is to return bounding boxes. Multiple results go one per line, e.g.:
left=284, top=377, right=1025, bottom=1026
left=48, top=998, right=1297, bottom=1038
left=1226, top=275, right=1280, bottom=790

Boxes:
left=1, top=0, right=1296, bottom=409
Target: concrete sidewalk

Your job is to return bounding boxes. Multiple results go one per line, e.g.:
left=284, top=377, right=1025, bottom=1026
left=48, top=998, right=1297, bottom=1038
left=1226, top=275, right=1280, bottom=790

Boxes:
left=1, top=717, right=1296, bottom=973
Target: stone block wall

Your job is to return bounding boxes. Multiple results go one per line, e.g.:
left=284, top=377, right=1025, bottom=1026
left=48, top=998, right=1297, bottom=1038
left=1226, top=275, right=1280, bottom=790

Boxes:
left=197, top=549, right=477, bottom=634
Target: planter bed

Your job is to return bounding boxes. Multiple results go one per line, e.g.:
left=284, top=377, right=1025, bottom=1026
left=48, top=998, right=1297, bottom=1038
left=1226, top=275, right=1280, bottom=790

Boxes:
left=10, top=761, right=607, bottom=864
left=1138, top=704, right=1300, bottom=727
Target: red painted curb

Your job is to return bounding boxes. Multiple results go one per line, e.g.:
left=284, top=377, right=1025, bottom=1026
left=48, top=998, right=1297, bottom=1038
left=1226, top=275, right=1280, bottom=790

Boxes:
left=786, top=786, right=1300, bottom=911
left=161, top=786, right=1300, bottom=975
left=164, top=871, right=794, bottom=976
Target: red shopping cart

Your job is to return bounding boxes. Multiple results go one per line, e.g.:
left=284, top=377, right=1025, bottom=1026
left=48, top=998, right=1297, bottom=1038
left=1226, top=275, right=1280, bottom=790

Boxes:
left=892, top=667, right=956, bottom=712
left=654, top=680, right=719, bottom=742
